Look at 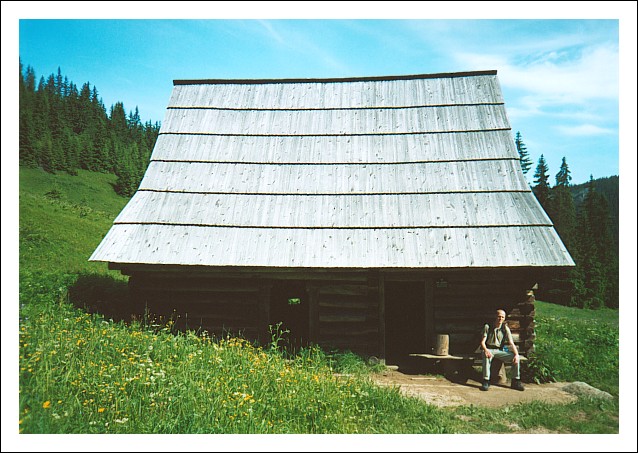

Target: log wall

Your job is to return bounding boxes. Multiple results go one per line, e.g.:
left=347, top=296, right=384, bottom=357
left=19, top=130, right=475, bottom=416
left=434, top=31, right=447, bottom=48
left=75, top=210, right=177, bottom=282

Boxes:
left=128, top=274, right=266, bottom=342
left=310, top=277, right=380, bottom=356
left=430, top=271, right=536, bottom=356
left=126, top=268, right=537, bottom=359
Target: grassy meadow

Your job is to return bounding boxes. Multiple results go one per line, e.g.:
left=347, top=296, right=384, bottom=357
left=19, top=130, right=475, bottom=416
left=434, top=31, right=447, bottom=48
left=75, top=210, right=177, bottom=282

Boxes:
left=17, top=167, right=620, bottom=435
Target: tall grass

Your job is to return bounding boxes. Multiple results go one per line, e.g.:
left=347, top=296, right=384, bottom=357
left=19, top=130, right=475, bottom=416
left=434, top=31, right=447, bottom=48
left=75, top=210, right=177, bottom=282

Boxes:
left=19, top=272, right=457, bottom=434
left=525, top=301, right=619, bottom=395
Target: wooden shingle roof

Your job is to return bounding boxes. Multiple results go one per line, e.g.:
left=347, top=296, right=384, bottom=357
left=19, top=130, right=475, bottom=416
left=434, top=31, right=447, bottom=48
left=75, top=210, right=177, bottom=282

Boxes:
left=90, top=71, right=574, bottom=269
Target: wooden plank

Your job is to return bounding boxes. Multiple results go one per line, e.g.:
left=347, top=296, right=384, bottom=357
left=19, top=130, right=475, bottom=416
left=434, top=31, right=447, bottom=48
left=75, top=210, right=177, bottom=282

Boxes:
left=318, top=285, right=369, bottom=296
left=319, top=306, right=370, bottom=320
left=409, top=353, right=527, bottom=361
left=175, top=310, right=254, bottom=320
left=131, top=284, right=261, bottom=295
left=318, top=327, right=377, bottom=336
left=321, top=329, right=377, bottom=343
left=319, top=314, right=367, bottom=323
left=317, top=339, right=372, bottom=348
left=318, top=300, right=368, bottom=309
left=317, top=294, right=368, bottom=308
left=130, top=275, right=261, bottom=291
left=148, top=294, right=259, bottom=306
left=410, top=353, right=468, bottom=360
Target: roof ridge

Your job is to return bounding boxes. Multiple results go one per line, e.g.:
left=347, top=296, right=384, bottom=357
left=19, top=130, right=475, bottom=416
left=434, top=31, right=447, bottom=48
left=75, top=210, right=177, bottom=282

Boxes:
left=173, top=70, right=498, bottom=86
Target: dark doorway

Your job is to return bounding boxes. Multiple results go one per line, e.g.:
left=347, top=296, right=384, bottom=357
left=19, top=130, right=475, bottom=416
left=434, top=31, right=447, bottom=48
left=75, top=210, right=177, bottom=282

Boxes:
left=269, top=281, right=309, bottom=352
left=385, top=281, right=427, bottom=368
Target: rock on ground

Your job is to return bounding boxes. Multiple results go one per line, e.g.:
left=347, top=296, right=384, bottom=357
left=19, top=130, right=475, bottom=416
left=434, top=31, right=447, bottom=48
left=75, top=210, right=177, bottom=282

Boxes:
left=561, top=381, right=613, bottom=400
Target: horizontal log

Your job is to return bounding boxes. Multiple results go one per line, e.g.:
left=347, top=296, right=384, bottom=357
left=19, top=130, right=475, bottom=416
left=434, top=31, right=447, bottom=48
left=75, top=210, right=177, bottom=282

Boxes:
left=434, top=309, right=532, bottom=320
left=427, top=273, right=529, bottom=284
left=319, top=314, right=367, bottom=323
left=318, top=285, right=369, bottom=296
left=319, top=300, right=368, bottom=309
left=433, top=300, right=519, bottom=311
left=131, top=284, right=261, bottom=295
left=319, top=335, right=377, bottom=344
left=317, top=294, right=369, bottom=306
left=319, top=304, right=377, bottom=315
left=130, top=276, right=261, bottom=291
left=172, top=312, right=255, bottom=322
left=319, top=327, right=378, bottom=336
left=433, top=285, right=522, bottom=298
left=141, top=294, right=260, bottom=306
left=317, top=339, right=373, bottom=349
left=433, top=310, right=497, bottom=320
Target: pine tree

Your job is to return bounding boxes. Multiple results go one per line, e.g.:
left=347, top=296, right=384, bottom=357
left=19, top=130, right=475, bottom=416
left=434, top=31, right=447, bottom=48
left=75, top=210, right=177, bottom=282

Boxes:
left=515, top=131, right=532, bottom=174
left=532, top=154, right=551, bottom=210
left=19, top=60, right=38, bottom=167
left=550, top=157, right=576, bottom=249
left=543, top=157, right=579, bottom=306
left=575, top=176, right=616, bottom=308
left=555, top=157, right=571, bottom=187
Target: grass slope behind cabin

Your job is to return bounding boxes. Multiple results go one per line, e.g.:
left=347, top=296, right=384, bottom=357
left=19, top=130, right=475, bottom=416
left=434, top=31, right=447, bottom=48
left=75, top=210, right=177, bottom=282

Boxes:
left=19, top=167, right=128, bottom=276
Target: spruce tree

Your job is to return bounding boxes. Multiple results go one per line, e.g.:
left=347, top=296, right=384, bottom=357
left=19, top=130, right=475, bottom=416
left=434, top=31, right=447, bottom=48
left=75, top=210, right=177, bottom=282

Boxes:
left=545, top=157, right=579, bottom=306
left=19, top=60, right=37, bottom=167
left=551, top=157, right=576, bottom=249
left=575, top=176, right=616, bottom=308
left=532, top=154, right=551, bottom=210
left=515, top=131, right=532, bottom=174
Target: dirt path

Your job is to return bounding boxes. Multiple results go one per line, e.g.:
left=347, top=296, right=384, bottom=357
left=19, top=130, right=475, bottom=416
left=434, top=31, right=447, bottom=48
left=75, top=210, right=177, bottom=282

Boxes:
left=370, top=369, right=578, bottom=408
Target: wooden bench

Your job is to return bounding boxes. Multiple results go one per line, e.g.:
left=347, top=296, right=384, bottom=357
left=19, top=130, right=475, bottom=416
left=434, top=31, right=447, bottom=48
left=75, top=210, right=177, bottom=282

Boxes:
left=409, top=353, right=527, bottom=383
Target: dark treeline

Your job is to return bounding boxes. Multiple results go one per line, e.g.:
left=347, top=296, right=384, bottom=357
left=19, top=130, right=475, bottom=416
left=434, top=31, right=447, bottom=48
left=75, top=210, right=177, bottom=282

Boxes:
left=19, top=61, right=160, bottom=196
left=517, top=132, right=619, bottom=309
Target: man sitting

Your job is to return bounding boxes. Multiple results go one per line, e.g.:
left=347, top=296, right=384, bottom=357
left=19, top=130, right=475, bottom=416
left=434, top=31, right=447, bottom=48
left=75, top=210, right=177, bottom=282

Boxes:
left=479, top=309, right=525, bottom=391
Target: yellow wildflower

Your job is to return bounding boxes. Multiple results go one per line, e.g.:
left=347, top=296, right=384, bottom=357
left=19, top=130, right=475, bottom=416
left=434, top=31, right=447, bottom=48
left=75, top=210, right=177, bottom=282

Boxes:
left=42, top=401, right=51, bottom=409
left=98, top=408, right=105, bottom=413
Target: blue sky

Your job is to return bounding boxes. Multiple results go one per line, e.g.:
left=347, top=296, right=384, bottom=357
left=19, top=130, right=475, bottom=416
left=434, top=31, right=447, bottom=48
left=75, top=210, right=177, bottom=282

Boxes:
left=9, top=8, right=632, bottom=186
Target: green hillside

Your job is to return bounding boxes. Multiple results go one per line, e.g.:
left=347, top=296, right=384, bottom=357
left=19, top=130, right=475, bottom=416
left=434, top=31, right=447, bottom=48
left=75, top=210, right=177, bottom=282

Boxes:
left=19, top=167, right=128, bottom=276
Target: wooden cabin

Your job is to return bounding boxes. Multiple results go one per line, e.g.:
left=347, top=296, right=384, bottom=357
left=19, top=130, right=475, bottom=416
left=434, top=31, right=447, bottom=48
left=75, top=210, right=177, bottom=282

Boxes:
left=90, top=71, right=574, bottom=366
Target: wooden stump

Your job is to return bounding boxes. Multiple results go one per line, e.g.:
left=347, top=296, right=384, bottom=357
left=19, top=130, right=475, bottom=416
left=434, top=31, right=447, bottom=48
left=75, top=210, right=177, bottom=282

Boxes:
left=434, top=334, right=449, bottom=356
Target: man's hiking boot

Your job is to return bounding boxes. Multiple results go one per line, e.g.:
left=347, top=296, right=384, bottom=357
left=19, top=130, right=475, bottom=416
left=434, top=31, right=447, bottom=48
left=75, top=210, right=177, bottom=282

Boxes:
left=511, top=379, right=525, bottom=391
left=480, top=380, right=490, bottom=391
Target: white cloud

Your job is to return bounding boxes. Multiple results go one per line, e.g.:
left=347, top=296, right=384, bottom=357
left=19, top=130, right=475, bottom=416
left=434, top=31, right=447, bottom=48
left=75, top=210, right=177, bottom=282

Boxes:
left=257, top=20, right=285, bottom=45
left=457, top=43, right=618, bottom=105
left=554, top=124, right=616, bottom=136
